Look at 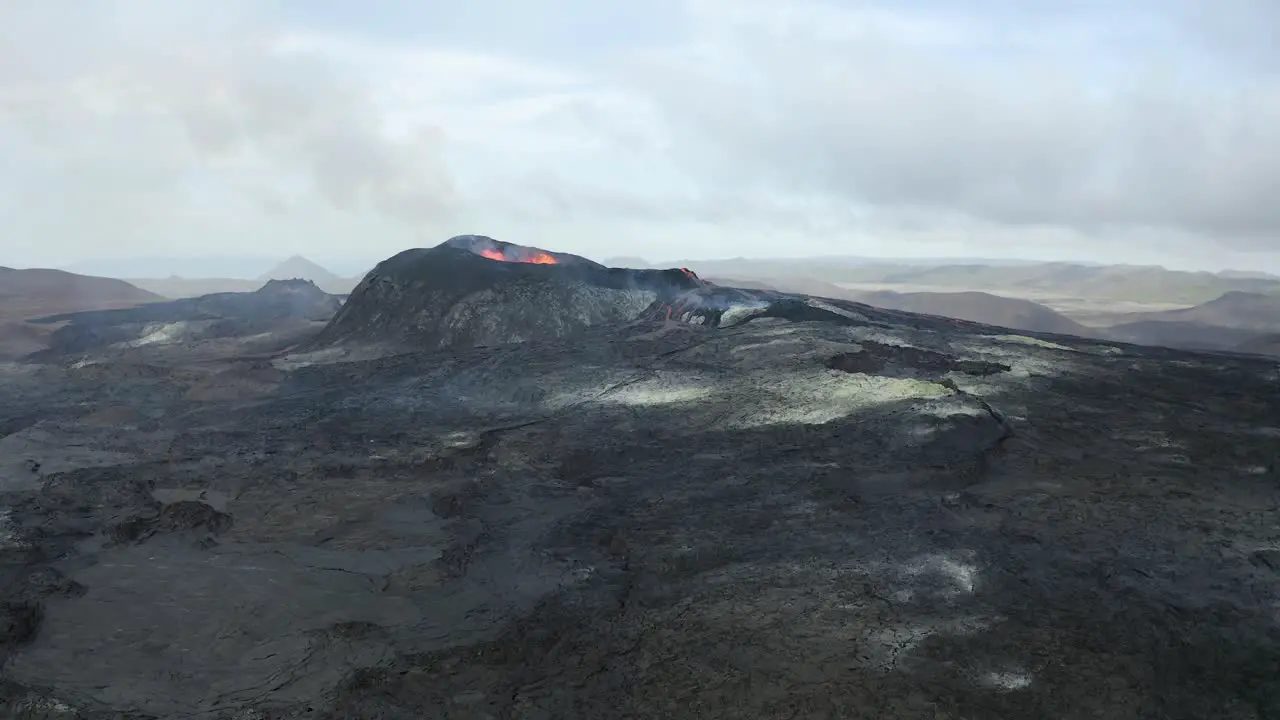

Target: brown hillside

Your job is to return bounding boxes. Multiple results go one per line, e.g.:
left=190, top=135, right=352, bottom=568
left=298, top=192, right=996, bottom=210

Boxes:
left=0, top=267, right=163, bottom=320
left=855, top=290, right=1098, bottom=338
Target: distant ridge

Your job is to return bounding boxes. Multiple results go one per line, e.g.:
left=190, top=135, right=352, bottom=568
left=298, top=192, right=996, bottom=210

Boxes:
left=702, top=275, right=860, bottom=300
left=1235, top=333, right=1280, bottom=357
left=851, top=289, right=1097, bottom=339
left=1106, top=291, right=1280, bottom=332
left=1218, top=269, right=1280, bottom=280
left=0, top=267, right=162, bottom=307
left=603, top=256, right=652, bottom=269
left=258, top=256, right=341, bottom=284
left=61, top=255, right=281, bottom=280
left=662, top=259, right=1280, bottom=305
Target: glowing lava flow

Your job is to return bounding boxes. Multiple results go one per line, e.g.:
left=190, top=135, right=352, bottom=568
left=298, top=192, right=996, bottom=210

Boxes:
left=478, top=248, right=559, bottom=264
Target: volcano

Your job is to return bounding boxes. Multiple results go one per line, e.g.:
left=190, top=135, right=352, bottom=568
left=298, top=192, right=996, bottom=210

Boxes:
left=309, top=235, right=721, bottom=352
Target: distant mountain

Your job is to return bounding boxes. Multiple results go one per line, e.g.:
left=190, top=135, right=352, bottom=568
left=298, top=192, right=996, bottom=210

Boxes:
left=679, top=255, right=1060, bottom=270
left=259, top=256, right=341, bottom=284
left=59, top=254, right=367, bottom=297
left=836, top=263, right=1280, bottom=305
left=702, top=276, right=784, bottom=292
left=126, top=257, right=360, bottom=299
left=603, top=256, right=653, bottom=269
left=703, top=275, right=864, bottom=301
left=853, top=290, right=1098, bottom=338
left=1104, top=321, right=1266, bottom=353
left=1218, top=270, right=1280, bottom=280
left=832, top=256, right=1058, bottom=268
left=125, top=278, right=265, bottom=299
left=671, top=257, right=906, bottom=279
left=61, top=255, right=283, bottom=280
left=1089, top=291, right=1280, bottom=353
left=671, top=259, right=1280, bottom=305
left=1103, top=291, right=1280, bottom=332
left=0, top=267, right=162, bottom=318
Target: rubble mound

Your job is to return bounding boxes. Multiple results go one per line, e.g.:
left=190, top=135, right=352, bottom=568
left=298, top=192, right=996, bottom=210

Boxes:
left=309, top=235, right=706, bottom=351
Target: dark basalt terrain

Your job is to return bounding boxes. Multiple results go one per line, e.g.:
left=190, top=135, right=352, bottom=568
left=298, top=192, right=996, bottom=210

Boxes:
left=2, top=238, right=1280, bottom=719
left=27, top=279, right=342, bottom=362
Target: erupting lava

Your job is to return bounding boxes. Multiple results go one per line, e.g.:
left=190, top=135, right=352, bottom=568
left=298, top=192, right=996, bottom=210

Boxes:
left=479, top=248, right=559, bottom=264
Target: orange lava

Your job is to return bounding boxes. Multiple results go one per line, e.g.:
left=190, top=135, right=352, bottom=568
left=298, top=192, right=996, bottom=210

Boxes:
left=478, top=248, right=559, bottom=264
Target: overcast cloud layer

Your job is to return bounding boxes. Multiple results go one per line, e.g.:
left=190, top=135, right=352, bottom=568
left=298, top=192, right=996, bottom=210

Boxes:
left=2, top=0, right=1279, bottom=272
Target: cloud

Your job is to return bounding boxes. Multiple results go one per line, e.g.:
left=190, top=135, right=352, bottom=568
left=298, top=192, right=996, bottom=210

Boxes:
left=620, top=0, right=1280, bottom=247
left=2, top=0, right=1280, bottom=270
left=0, top=1, right=695, bottom=266
left=0, top=1, right=461, bottom=263
left=1177, top=0, right=1280, bottom=72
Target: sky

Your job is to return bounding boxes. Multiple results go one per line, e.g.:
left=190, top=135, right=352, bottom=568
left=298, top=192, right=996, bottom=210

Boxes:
left=3, top=0, right=1280, bottom=275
